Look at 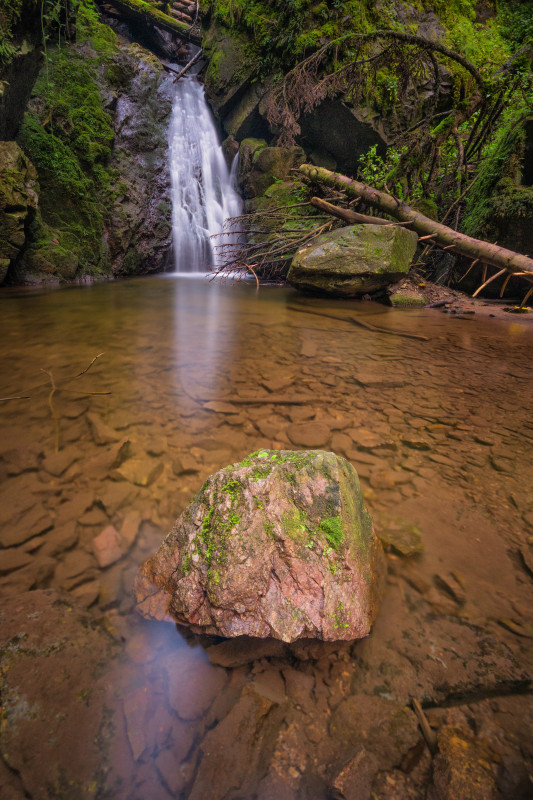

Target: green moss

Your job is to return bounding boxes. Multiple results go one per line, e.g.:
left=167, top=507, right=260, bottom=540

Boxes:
left=332, top=601, right=350, bottom=630
left=15, top=0, right=120, bottom=276
left=462, top=118, right=529, bottom=237
left=319, top=516, right=344, bottom=551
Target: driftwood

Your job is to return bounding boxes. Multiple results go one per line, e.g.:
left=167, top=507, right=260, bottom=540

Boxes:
left=300, top=164, right=533, bottom=282
left=100, top=0, right=201, bottom=45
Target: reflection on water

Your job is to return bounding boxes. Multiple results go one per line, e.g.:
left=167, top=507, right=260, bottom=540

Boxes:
left=0, top=276, right=532, bottom=799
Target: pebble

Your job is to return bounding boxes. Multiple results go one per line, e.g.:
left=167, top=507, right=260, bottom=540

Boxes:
left=86, top=412, right=120, bottom=446
left=286, top=422, right=330, bottom=448
left=92, top=525, right=123, bottom=568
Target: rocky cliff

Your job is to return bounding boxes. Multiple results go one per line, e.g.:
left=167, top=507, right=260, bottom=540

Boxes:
left=1, top=1, right=175, bottom=284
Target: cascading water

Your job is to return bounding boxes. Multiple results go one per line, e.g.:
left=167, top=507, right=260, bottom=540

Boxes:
left=169, top=76, right=242, bottom=273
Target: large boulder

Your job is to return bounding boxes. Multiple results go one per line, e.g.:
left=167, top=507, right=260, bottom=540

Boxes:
left=135, top=450, right=385, bottom=642
left=287, top=223, right=418, bottom=296
left=238, top=141, right=306, bottom=199
left=0, top=141, right=38, bottom=283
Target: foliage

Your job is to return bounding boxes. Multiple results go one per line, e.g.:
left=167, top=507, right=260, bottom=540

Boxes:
left=462, top=117, right=529, bottom=236
left=497, top=0, right=533, bottom=51
left=16, top=0, right=119, bottom=273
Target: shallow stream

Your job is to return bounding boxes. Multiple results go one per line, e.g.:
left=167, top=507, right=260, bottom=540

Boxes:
left=0, top=276, right=532, bottom=798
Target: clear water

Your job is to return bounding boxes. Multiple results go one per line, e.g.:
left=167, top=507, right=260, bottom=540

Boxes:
left=0, top=277, right=532, bottom=797
left=168, top=78, right=242, bottom=273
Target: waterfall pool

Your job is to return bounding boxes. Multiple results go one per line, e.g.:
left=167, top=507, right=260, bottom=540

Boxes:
left=0, top=275, right=532, bottom=798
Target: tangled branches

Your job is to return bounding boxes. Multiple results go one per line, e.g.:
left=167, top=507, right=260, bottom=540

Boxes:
left=212, top=201, right=336, bottom=282
left=263, top=30, right=530, bottom=211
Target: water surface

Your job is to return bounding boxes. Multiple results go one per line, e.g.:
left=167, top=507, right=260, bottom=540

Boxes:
left=0, top=276, right=532, bottom=798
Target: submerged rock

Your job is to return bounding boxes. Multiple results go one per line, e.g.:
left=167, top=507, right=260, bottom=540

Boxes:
left=288, top=224, right=418, bottom=296
left=135, top=449, right=385, bottom=642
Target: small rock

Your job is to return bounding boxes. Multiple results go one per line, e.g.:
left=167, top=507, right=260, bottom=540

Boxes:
left=433, top=573, right=466, bottom=605
left=79, top=506, right=109, bottom=527
left=430, top=725, right=499, bottom=800
left=331, top=747, right=381, bottom=800
left=86, top=412, right=120, bottom=446
left=172, top=455, right=199, bottom=476
left=0, top=548, right=33, bottom=575
left=123, top=686, right=151, bottom=761
left=146, top=437, right=167, bottom=457
left=41, top=521, right=79, bottom=557
left=42, top=446, right=80, bottom=477
left=286, top=422, right=330, bottom=448
left=120, top=510, right=141, bottom=551
left=377, top=520, right=424, bottom=557
left=300, top=341, right=317, bottom=357
left=1, top=507, right=54, bottom=548
left=92, top=525, right=123, bottom=568
left=401, top=437, right=431, bottom=451
left=71, top=580, right=100, bottom=609
left=111, top=458, right=164, bottom=487
left=167, top=657, right=226, bottom=720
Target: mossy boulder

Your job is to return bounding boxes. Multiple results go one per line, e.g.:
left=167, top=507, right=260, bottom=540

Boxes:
left=239, top=143, right=306, bottom=199
left=0, top=141, right=38, bottom=283
left=135, top=450, right=385, bottom=642
left=288, top=224, right=418, bottom=296
left=203, top=18, right=254, bottom=119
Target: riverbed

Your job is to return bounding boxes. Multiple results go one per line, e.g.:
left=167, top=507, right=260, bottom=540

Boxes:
left=0, top=275, right=532, bottom=799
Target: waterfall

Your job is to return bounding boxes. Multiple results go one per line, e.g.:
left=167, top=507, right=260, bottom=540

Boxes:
left=169, top=77, right=242, bottom=273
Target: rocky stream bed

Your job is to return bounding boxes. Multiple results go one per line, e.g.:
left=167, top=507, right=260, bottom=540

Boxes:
left=0, top=277, right=532, bottom=799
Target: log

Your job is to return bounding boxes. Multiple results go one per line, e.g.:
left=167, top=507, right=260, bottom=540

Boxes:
left=170, top=8, right=193, bottom=23
left=171, top=48, right=203, bottom=80
left=310, top=196, right=391, bottom=226
left=300, top=164, right=533, bottom=280
left=100, top=0, right=201, bottom=45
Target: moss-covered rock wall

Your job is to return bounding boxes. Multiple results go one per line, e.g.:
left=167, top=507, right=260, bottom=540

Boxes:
left=2, top=0, right=174, bottom=284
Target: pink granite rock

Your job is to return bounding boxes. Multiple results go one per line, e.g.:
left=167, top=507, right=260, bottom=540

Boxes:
left=135, top=450, right=385, bottom=642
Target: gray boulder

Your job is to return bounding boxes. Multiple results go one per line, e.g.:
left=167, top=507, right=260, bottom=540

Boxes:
left=135, top=449, right=385, bottom=643
left=287, top=223, right=418, bottom=296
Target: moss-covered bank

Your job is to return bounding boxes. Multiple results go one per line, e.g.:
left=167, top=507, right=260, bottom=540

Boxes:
left=3, top=0, right=174, bottom=283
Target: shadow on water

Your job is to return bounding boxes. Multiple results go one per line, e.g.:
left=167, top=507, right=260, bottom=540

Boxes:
left=0, top=275, right=532, bottom=798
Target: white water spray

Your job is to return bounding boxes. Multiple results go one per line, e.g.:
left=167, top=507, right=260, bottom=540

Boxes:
left=169, top=77, right=242, bottom=273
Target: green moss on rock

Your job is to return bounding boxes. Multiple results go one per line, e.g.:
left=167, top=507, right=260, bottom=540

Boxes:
left=288, top=223, right=418, bottom=296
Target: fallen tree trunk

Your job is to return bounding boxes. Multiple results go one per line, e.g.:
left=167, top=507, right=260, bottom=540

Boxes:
left=100, top=0, right=201, bottom=45
left=310, top=197, right=391, bottom=226
left=300, top=164, right=533, bottom=281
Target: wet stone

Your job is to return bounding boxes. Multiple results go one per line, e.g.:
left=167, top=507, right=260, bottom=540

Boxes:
left=377, top=520, right=424, bottom=557
left=42, top=446, right=80, bottom=477
left=1, top=507, right=54, bottom=548
left=92, top=525, right=123, bottom=568
left=166, top=654, right=227, bottom=721
left=286, top=422, right=330, bottom=447
left=429, top=725, right=500, bottom=800
left=135, top=450, right=385, bottom=642
left=112, top=457, right=164, bottom=487
left=0, top=547, right=33, bottom=575
left=86, top=412, right=120, bottom=446
left=0, top=590, right=120, bottom=798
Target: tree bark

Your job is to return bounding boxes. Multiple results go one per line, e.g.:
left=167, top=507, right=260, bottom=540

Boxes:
left=100, top=0, right=201, bottom=45
left=300, top=164, right=533, bottom=280
left=310, top=197, right=391, bottom=226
